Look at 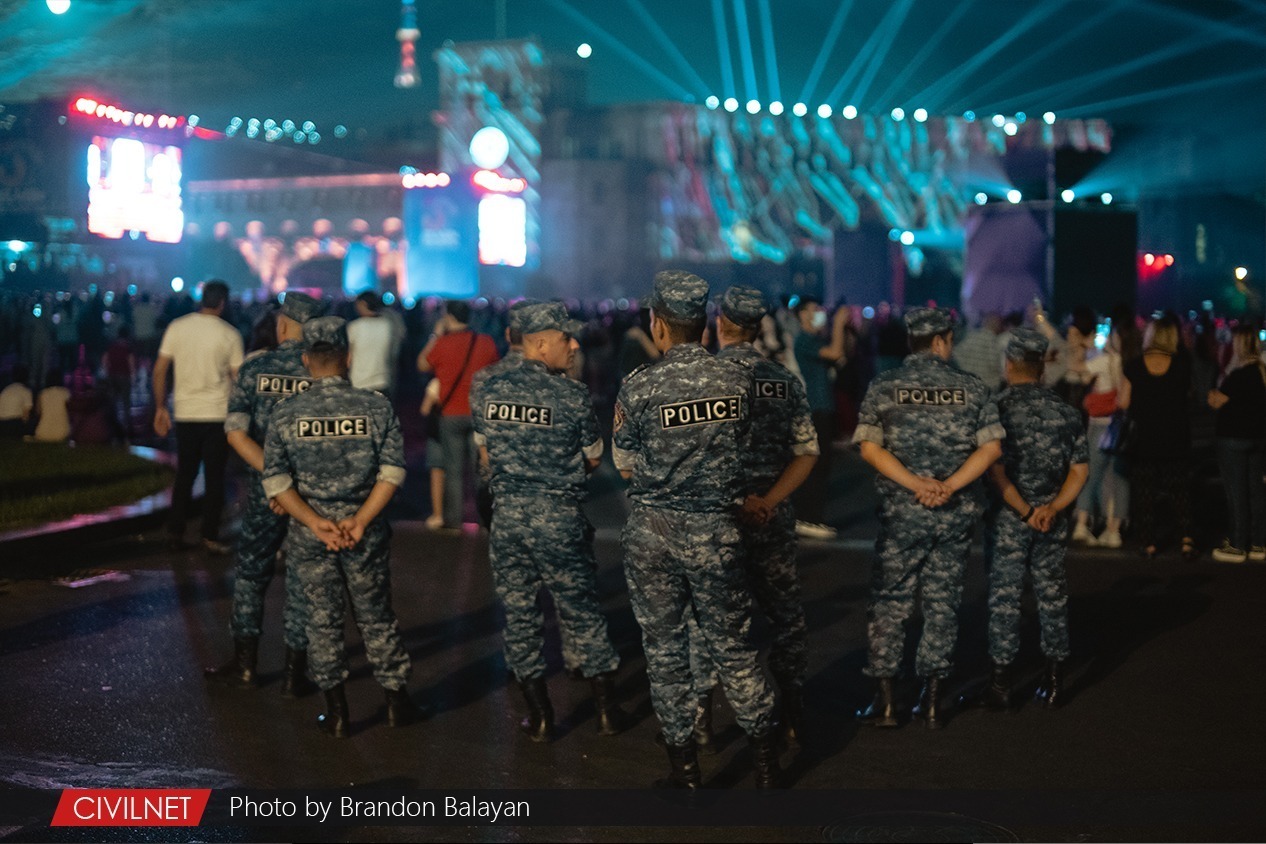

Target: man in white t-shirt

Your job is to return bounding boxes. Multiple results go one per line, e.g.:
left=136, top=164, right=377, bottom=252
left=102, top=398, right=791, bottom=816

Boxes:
left=346, top=291, right=403, bottom=396
left=153, top=279, right=244, bottom=553
left=0, top=365, right=34, bottom=438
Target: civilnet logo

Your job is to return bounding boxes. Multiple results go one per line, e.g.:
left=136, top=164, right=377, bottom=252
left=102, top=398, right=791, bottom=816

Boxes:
left=51, top=789, right=211, bottom=826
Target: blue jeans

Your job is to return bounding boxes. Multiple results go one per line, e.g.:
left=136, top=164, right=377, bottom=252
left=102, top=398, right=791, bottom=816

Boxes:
left=1217, top=438, right=1266, bottom=550
left=1076, top=417, right=1130, bottom=525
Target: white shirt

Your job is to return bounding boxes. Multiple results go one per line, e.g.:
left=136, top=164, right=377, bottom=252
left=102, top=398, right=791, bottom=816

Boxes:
left=157, top=312, right=244, bottom=421
left=33, top=386, right=71, bottom=442
left=0, top=383, right=33, bottom=421
left=347, top=315, right=399, bottom=392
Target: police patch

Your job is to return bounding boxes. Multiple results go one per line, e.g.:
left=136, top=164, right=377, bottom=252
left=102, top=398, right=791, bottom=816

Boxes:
left=754, top=379, right=788, bottom=401
left=895, top=387, right=967, bottom=406
left=485, top=402, right=553, bottom=426
left=296, top=416, right=371, bottom=438
left=257, top=374, right=313, bottom=396
left=659, top=395, right=742, bottom=429
left=613, top=401, right=626, bottom=433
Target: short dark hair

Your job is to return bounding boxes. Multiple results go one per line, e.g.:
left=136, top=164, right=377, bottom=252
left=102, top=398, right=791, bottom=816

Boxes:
left=653, top=308, right=705, bottom=343
left=507, top=326, right=524, bottom=345
left=909, top=330, right=951, bottom=353
left=793, top=297, right=821, bottom=318
left=446, top=300, right=471, bottom=324
left=201, top=280, right=230, bottom=310
left=719, top=314, right=759, bottom=343
left=356, top=291, right=382, bottom=312
left=305, top=346, right=348, bottom=369
left=1011, top=358, right=1044, bottom=379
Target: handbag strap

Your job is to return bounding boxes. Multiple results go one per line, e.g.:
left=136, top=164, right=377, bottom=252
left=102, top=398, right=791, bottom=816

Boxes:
left=436, top=332, right=478, bottom=412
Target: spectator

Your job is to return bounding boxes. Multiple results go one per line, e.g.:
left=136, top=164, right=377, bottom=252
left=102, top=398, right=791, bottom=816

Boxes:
left=244, top=302, right=280, bottom=361
left=348, top=291, right=403, bottom=396
left=953, top=312, right=1004, bottom=391
left=152, top=279, right=244, bottom=554
left=0, top=365, right=34, bottom=438
left=790, top=298, right=848, bottom=539
left=32, top=370, right=71, bottom=443
left=1073, top=323, right=1129, bottom=547
left=416, top=300, right=499, bottom=530
left=618, top=308, right=660, bottom=378
left=1120, top=318, right=1196, bottom=560
left=1206, top=325, right=1266, bottom=563
left=102, top=325, right=136, bottom=441
left=131, top=292, right=160, bottom=361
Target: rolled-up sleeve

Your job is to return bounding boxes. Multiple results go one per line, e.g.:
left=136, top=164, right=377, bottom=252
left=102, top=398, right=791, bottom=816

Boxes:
left=376, top=406, right=407, bottom=486
left=261, top=412, right=293, bottom=498
left=852, top=383, right=886, bottom=446
left=976, top=394, right=1005, bottom=446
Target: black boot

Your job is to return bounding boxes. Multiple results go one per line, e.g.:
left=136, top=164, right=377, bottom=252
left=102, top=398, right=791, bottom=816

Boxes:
left=204, top=637, right=258, bottom=687
left=317, top=684, right=349, bottom=738
left=654, top=742, right=702, bottom=789
left=383, top=686, right=428, bottom=727
left=776, top=677, right=805, bottom=747
left=856, top=677, right=898, bottom=728
left=279, top=648, right=316, bottom=698
left=981, top=663, right=1011, bottom=711
left=916, top=677, right=943, bottom=729
left=518, top=678, right=554, bottom=742
left=692, top=689, right=717, bottom=754
left=589, top=672, right=632, bottom=736
left=1036, top=659, right=1065, bottom=709
left=749, top=731, right=783, bottom=789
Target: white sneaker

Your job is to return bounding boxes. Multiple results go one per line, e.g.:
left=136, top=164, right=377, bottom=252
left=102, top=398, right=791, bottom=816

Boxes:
left=796, top=521, right=838, bottom=540
left=1096, top=530, right=1122, bottom=549
left=1211, top=542, right=1248, bottom=564
left=1072, top=523, right=1096, bottom=544
left=1249, top=546, right=1266, bottom=562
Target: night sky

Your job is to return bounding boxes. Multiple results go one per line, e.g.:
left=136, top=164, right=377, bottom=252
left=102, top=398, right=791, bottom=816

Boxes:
left=1, top=0, right=1263, bottom=186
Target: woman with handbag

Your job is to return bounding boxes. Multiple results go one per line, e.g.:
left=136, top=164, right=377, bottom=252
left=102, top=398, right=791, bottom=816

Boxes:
left=1073, top=324, right=1130, bottom=548
left=1119, top=318, right=1197, bottom=560
left=1206, top=325, right=1266, bottom=563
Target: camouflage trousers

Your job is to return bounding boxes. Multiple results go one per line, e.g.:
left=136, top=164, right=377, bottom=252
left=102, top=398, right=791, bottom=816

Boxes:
left=622, top=504, right=775, bottom=746
left=984, top=507, right=1071, bottom=665
left=866, top=497, right=977, bottom=679
left=230, top=476, right=308, bottom=649
left=687, top=501, right=808, bottom=697
left=288, top=519, right=410, bottom=691
left=489, top=494, right=621, bottom=682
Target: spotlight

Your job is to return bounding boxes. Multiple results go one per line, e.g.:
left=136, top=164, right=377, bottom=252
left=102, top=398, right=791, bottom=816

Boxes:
left=792, top=103, right=808, bottom=117
left=724, top=97, right=739, bottom=112
left=963, top=110, right=976, bottom=121
left=842, top=104, right=857, bottom=119
left=817, top=104, right=832, bottom=118
left=899, top=231, right=915, bottom=246
left=1235, top=266, right=1249, bottom=281
left=1043, top=111, right=1056, bottom=124
left=1164, top=254, right=1174, bottom=267
left=913, top=108, right=928, bottom=122
left=1061, top=189, right=1075, bottom=203
left=1101, top=192, right=1113, bottom=205
left=974, top=192, right=988, bottom=205
left=1015, top=111, right=1026, bottom=123
left=992, top=114, right=1006, bottom=127
left=890, top=107, right=905, bottom=121
left=171, top=277, right=184, bottom=293
left=705, top=96, right=720, bottom=110
left=1007, top=189, right=1022, bottom=204
left=769, top=101, right=784, bottom=116
left=746, top=99, right=761, bottom=114
left=1144, top=253, right=1155, bottom=266
left=1004, top=122, right=1018, bottom=136
left=887, top=228, right=901, bottom=241
left=47, top=0, right=70, bottom=13
left=576, top=43, right=592, bottom=58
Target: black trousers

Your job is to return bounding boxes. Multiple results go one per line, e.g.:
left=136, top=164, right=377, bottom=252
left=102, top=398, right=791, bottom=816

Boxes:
left=168, top=421, right=228, bottom=542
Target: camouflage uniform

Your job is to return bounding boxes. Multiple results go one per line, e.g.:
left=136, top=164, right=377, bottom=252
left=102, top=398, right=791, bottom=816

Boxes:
left=688, top=287, right=820, bottom=697
left=853, top=308, right=1005, bottom=679
left=985, top=330, right=1088, bottom=665
left=222, top=293, right=321, bottom=650
left=471, top=307, right=619, bottom=682
left=262, top=317, right=410, bottom=692
left=614, top=273, right=776, bottom=747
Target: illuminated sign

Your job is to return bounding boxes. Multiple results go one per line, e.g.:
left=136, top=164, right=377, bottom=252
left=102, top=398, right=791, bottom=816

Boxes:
left=478, top=194, right=527, bottom=267
left=72, top=97, right=185, bottom=132
left=86, top=136, right=184, bottom=244
left=471, top=169, right=526, bottom=194
left=401, top=172, right=451, bottom=189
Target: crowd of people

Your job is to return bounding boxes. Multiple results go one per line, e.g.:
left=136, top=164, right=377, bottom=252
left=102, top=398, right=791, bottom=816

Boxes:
left=1, top=274, right=1263, bottom=789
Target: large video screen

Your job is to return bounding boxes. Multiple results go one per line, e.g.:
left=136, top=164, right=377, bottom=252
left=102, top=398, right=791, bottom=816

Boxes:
left=86, top=136, right=184, bottom=244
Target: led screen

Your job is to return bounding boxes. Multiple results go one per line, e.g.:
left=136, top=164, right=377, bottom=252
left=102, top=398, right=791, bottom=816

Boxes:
left=477, top=194, right=527, bottom=268
left=86, top=136, right=184, bottom=244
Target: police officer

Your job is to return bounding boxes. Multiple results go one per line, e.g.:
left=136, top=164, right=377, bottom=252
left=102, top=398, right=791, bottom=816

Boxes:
left=853, top=307, right=1004, bottom=729
left=982, top=329, right=1088, bottom=710
left=472, top=301, right=629, bottom=742
left=684, top=286, right=820, bottom=749
left=614, top=271, right=779, bottom=789
left=262, top=317, right=423, bottom=737
left=207, top=291, right=321, bottom=694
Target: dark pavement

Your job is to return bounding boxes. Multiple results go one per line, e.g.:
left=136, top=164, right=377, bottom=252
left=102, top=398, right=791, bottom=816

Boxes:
left=2, top=448, right=1265, bottom=842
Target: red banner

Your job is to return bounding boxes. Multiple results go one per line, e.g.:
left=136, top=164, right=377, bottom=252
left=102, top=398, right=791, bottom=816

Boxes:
left=51, top=789, right=211, bottom=826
